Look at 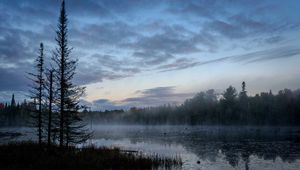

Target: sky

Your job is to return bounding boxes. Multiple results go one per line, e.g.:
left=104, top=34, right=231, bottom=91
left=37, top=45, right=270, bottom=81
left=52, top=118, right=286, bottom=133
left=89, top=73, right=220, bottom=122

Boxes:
left=1, top=0, right=300, bottom=110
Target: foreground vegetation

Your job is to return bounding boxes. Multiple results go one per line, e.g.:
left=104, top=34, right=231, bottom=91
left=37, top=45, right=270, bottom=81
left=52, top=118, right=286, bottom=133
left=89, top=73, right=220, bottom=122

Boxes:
left=0, top=142, right=182, bottom=170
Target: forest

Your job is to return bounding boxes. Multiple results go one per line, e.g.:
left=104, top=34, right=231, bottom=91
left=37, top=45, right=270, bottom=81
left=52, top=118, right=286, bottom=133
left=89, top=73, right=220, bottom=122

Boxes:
left=2, top=82, right=300, bottom=126
left=83, top=82, right=300, bottom=125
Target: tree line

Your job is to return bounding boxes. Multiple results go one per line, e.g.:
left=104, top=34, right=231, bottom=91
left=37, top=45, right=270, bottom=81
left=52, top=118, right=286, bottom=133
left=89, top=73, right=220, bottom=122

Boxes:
left=86, top=82, right=300, bottom=126
left=0, top=95, right=34, bottom=126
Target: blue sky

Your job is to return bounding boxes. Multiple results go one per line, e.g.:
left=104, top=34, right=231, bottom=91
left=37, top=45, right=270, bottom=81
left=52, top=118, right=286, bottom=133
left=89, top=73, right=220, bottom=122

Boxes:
left=1, top=0, right=300, bottom=110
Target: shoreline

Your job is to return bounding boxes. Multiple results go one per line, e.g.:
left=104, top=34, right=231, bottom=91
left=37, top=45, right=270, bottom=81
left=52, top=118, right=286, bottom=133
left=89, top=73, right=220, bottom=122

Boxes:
left=0, top=142, right=182, bottom=170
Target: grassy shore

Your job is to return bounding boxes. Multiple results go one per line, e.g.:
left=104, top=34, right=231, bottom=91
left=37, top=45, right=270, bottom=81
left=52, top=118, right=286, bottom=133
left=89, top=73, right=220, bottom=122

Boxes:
left=0, top=142, right=182, bottom=170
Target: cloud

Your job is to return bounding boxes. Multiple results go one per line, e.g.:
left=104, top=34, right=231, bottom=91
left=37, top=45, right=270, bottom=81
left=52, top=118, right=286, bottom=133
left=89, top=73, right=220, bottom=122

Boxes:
left=0, top=68, right=29, bottom=91
left=82, top=86, right=193, bottom=111
left=157, top=58, right=200, bottom=72
left=0, top=27, right=34, bottom=64
left=232, top=46, right=300, bottom=63
left=121, top=86, right=193, bottom=107
left=80, top=99, right=127, bottom=111
left=264, top=36, right=283, bottom=44
left=92, top=54, right=141, bottom=73
left=133, top=51, right=175, bottom=66
left=157, top=46, right=300, bottom=72
left=1, top=0, right=300, bottom=103
left=70, top=21, right=138, bottom=48
left=75, top=64, right=131, bottom=85
left=123, top=27, right=201, bottom=55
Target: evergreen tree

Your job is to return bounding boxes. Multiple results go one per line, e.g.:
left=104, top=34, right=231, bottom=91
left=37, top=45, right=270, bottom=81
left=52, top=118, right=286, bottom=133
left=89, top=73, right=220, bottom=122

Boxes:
left=239, top=81, right=249, bottom=123
left=11, top=94, right=16, bottom=107
left=221, top=86, right=238, bottom=124
left=28, top=43, right=45, bottom=145
left=52, top=0, right=90, bottom=147
left=45, top=69, right=54, bottom=146
left=239, top=81, right=247, bottom=98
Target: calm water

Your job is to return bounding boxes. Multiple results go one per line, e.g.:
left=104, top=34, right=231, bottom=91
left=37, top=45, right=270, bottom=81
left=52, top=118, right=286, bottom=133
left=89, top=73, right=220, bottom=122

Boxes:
left=2, top=125, right=300, bottom=170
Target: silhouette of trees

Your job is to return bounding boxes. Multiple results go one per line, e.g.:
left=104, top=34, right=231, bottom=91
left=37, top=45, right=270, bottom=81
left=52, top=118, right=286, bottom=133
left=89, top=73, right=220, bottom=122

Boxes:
left=239, top=81, right=249, bottom=123
left=84, top=83, right=300, bottom=126
left=0, top=96, right=34, bottom=127
left=52, top=0, right=89, bottom=147
left=10, top=94, right=16, bottom=107
left=44, top=69, right=54, bottom=146
left=220, top=86, right=238, bottom=124
left=5, top=0, right=91, bottom=146
left=28, top=43, right=45, bottom=145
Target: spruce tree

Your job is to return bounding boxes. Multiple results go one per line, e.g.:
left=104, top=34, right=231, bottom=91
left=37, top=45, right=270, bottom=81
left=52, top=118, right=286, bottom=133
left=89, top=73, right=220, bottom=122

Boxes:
left=45, top=69, right=54, bottom=146
left=28, top=43, right=45, bottom=145
left=11, top=94, right=16, bottom=107
left=52, top=0, right=90, bottom=147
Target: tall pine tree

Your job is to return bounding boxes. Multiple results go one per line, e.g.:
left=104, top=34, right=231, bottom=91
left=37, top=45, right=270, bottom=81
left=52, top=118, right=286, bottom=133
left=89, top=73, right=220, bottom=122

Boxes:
left=28, top=43, right=45, bottom=145
left=52, top=0, right=90, bottom=147
left=45, top=69, right=54, bottom=146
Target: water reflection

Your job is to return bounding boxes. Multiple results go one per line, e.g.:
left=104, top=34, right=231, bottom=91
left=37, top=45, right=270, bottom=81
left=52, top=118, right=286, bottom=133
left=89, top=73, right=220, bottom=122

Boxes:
left=91, top=125, right=300, bottom=169
left=1, top=126, right=300, bottom=169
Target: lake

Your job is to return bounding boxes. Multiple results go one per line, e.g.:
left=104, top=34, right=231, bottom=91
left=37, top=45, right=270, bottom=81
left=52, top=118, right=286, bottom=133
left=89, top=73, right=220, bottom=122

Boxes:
left=1, top=125, right=300, bottom=170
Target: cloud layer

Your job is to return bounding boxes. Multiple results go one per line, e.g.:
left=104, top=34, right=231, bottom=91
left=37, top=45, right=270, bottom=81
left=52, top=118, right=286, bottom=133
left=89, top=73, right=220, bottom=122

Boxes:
left=83, top=86, right=193, bottom=110
left=1, top=0, right=300, bottom=106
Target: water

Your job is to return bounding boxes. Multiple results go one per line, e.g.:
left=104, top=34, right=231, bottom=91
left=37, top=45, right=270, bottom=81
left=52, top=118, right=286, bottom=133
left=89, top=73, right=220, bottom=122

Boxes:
left=2, top=125, right=300, bottom=170
left=89, top=125, right=300, bottom=170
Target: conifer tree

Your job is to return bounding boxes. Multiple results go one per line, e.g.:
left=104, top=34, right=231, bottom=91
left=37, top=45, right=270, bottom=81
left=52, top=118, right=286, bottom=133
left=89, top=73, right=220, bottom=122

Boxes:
left=52, top=0, right=90, bottom=147
left=45, top=69, right=54, bottom=146
left=11, top=94, right=16, bottom=107
left=28, top=43, right=45, bottom=145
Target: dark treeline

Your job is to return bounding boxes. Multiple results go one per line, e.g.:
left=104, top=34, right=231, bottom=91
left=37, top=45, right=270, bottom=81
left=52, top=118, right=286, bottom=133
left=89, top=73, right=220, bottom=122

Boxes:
left=2, top=83, right=300, bottom=126
left=0, top=95, right=33, bottom=126
left=86, top=82, right=300, bottom=126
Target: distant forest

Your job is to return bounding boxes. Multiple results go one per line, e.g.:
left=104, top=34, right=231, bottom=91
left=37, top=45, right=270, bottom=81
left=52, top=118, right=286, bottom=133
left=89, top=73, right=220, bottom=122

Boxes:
left=1, top=82, right=300, bottom=126
left=84, top=82, right=300, bottom=126
left=0, top=94, right=34, bottom=126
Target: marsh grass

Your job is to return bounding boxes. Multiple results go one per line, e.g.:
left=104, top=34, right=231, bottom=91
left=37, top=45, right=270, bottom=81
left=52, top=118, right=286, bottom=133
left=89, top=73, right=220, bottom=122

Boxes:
left=0, top=142, right=182, bottom=170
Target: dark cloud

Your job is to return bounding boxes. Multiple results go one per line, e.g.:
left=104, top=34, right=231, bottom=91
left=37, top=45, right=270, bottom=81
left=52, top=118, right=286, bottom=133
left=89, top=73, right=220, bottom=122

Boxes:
left=82, top=86, right=193, bottom=110
left=73, top=53, right=142, bottom=85
left=264, top=36, right=283, bottom=44
left=133, top=51, right=174, bottom=65
left=0, top=68, right=29, bottom=91
left=71, top=21, right=138, bottom=48
left=166, top=1, right=225, bottom=20
left=91, top=54, right=141, bottom=73
left=0, top=28, right=34, bottom=63
left=80, top=99, right=126, bottom=111
left=123, top=28, right=201, bottom=55
left=75, top=63, right=131, bottom=85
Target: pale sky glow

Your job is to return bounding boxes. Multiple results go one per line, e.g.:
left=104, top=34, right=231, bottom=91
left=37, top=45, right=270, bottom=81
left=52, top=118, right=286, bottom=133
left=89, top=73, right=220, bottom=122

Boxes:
left=1, top=0, right=300, bottom=110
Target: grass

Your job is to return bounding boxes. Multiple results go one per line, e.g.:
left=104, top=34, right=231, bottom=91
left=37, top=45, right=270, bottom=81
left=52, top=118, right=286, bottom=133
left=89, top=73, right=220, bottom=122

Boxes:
left=0, top=142, right=182, bottom=170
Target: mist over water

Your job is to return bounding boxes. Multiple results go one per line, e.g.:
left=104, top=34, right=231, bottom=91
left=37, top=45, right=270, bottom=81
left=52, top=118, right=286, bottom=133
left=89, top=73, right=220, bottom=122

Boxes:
left=1, top=124, right=300, bottom=169
left=81, top=125, right=300, bottom=169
